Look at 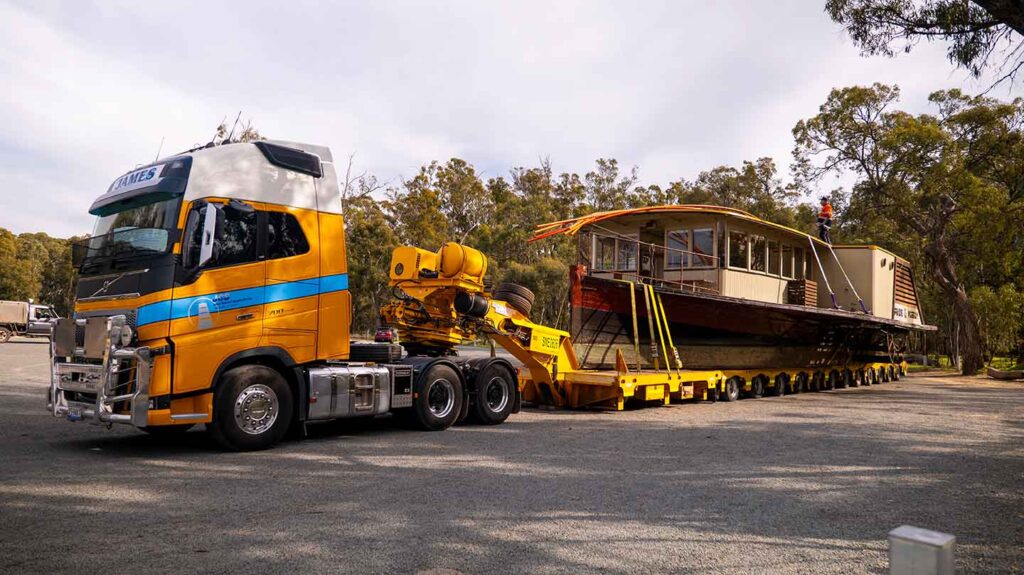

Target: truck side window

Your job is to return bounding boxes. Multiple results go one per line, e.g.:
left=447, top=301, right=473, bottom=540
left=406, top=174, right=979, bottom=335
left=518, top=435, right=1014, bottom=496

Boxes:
left=212, top=208, right=258, bottom=267
left=267, top=212, right=310, bottom=260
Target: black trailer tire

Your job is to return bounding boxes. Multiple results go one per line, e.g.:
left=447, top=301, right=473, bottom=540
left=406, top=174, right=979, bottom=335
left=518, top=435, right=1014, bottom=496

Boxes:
left=494, top=282, right=535, bottom=304
left=471, top=364, right=516, bottom=425
left=772, top=374, right=786, bottom=397
left=496, top=292, right=532, bottom=317
left=891, top=365, right=900, bottom=381
left=411, top=364, right=464, bottom=431
left=879, top=367, right=889, bottom=383
left=208, top=365, right=293, bottom=451
left=493, top=283, right=534, bottom=316
left=707, top=383, right=719, bottom=402
left=826, top=370, right=838, bottom=390
left=811, top=372, right=823, bottom=392
left=0, top=327, right=11, bottom=343
left=722, top=377, right=741, bottom=402
left=792, top=373, right=804, bottom=394
left=866, top=367, right=877, bottom=385
left=750, top=376, right=764, bottom=399
left=853, top=369, right=864, bottom=387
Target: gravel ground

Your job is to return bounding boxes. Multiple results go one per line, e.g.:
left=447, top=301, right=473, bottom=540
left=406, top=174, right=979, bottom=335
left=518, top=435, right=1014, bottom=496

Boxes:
left=1, top=338, right=1022, bottom=574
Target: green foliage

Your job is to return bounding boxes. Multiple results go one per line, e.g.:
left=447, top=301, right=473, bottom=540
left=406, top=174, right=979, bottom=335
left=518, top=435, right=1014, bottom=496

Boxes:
left=970, top=284, right=1024, bottom=356
left=826, top=0, right=1024, bottom=81
left=0, top=229, right=76, bottom=315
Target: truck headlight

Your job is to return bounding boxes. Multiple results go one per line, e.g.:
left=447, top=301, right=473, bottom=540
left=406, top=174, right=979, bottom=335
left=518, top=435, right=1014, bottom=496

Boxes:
left=119, top=325, right=133, bottom=347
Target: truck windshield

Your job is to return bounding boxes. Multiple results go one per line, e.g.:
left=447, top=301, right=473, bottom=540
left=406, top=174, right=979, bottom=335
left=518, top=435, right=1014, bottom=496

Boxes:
left=75, top=195, right=181, bottom=273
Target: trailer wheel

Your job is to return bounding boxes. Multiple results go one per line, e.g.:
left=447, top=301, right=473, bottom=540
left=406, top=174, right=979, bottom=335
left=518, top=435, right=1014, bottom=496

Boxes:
left=749, top=376, right=765, bottom=399
left=411, top=364, right=464, bottom=431
left=722, top=377, right=741, bottom=402
left=772, top=374, right=786, bottom=397
left=471, top=364, right=516, bottom=425
left=792, top=373, right=805, bottom=394
left=866, top=367, right=877, bottom=385
left=810, top=371, right=823, bottom=392
left=825, top=370, right=838, bottom=390
left=852, top=369, right=864, bottom=387
left=0, top=327, right=11, bottom=343
left=208, top=365, right=293, bottom=451
left=707, top=383, right=719, bottom=402
left=889, top=365, right=898, bottom=381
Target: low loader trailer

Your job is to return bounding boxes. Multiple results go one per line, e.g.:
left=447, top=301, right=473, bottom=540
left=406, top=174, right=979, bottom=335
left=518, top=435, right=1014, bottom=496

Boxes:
left=379, top=244, right=907, bottom=411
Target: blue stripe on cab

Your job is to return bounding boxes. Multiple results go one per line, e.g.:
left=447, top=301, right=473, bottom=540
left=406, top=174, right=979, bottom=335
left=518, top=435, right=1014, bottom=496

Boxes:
left=135, top=273, right=348, bottom=327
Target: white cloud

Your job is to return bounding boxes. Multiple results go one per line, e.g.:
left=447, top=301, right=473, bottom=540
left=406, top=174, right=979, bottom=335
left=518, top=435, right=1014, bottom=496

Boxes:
left=0, top=0, right=1018, bottom=237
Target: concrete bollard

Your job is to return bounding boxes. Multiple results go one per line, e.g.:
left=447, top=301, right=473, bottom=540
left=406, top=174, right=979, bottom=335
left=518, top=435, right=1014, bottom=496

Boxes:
left=889, top=525, right=955, bottom=575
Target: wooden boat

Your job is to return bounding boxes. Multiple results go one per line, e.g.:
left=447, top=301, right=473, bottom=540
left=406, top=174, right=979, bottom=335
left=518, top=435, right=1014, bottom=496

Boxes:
left=532, top=205, right=935, bottom=371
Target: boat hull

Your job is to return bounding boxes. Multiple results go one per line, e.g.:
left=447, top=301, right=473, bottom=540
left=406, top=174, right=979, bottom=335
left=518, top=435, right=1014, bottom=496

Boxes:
left=571, top=272, right=916, bottom=371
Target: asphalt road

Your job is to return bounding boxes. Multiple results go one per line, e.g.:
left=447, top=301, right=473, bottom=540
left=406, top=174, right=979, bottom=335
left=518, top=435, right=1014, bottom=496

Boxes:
left=1, top=338, right=1022, bottom=574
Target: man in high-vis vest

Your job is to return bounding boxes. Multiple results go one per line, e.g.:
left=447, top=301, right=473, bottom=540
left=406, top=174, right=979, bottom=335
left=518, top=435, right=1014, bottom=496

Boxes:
left=817, top=196, right=833, bottom=243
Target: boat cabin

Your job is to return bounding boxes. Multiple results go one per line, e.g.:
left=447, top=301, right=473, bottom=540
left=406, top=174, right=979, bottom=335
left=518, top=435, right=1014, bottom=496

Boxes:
left=540, top=205, right=924, bottom=326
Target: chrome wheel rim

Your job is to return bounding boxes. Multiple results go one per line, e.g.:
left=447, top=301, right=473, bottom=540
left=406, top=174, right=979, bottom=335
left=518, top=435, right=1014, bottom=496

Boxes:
left=484, top=376, right=509, bottom=413
left=234, top=384, right=279, bottom=435
left=427, top=378, right=455, bottom=418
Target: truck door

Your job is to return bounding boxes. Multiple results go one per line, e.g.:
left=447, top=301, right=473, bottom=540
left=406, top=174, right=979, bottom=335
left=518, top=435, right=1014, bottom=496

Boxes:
left=262, top=206, right=319, bottom=364
left=170, top=199, right=266, bottom=396
left=27, top=306, right=56, bottom=336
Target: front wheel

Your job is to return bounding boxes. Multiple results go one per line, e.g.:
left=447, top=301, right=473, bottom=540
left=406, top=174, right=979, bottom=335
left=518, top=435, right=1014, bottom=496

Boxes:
left=0, top=327, right=11, bottom=343
left=471, top=364, right=516, bottom=425
left=411, top=364, right=464, bottom=431
left=208, top=365, right=293, bottom=451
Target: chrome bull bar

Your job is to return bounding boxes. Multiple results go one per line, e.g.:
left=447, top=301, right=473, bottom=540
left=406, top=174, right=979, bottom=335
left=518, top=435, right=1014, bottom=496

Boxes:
left=48, top=316, right=152, bottom=427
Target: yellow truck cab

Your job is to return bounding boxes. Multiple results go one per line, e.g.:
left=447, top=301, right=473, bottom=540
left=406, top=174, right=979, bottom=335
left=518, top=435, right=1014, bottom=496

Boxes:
left=49, top=140, right=520, bottom=450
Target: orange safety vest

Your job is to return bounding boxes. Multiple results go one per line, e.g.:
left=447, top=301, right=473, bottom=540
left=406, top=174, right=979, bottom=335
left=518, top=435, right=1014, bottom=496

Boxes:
left=819, top=202, right=833, bottom=219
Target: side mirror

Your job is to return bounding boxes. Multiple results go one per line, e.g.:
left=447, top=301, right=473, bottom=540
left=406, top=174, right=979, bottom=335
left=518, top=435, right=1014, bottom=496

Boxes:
left=197, top=203, right=219, bottom=268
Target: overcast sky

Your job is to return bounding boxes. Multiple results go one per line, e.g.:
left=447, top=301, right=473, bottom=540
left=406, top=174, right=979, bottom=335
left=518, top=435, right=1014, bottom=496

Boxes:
left=1, top=0, right=1019, bottom=237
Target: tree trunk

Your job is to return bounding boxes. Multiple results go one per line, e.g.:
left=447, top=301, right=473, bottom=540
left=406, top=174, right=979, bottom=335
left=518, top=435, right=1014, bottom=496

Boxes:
left=923, top=240, right=986, bottom=375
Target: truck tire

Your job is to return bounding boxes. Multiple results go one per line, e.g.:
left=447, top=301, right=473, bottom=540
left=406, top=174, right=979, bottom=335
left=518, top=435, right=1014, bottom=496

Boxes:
left=471, top=363, right=516, bottom=425
left=749, top=376, right=764, bottom=398
left=492, top=283, right=534, bottom=317
left=208, top=365, right=293, bottom=451
left=494, top=282, right=535, bottom=304
left=0, top=327, right=11, bottom=343
left=411, top=364, right=463, bottom=431
left=772, top=374, right=786, bottom=397
left=721, top=377, right=741, bottom=402
left=866, top=367, right=877, bottom=386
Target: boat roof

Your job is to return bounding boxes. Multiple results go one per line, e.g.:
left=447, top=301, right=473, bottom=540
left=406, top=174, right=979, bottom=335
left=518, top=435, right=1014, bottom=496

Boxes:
left=530, top=204, right=900, bottom=258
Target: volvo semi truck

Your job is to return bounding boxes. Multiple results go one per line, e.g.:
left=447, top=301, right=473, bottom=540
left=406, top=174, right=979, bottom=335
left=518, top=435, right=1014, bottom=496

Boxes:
left=49, top=140, right=520, bottom=450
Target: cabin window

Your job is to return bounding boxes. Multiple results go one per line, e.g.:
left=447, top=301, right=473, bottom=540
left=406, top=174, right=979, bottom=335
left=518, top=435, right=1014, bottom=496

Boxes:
left=666, top=230, right=689, bottom=269
left=617, top=238, right=637, bottom=271
left=768, top=240, right=780, bottom=276
left=594, top=236, right=616, bottom=271
left=728, top=231, right=748, bottom=269
left=692, top=228, right=714, bottom=267
left=750, top=235, right=767, bottom=272
left=794, top=247, right=805, bottom=280
left=782, top=245, right=793, bottom=278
